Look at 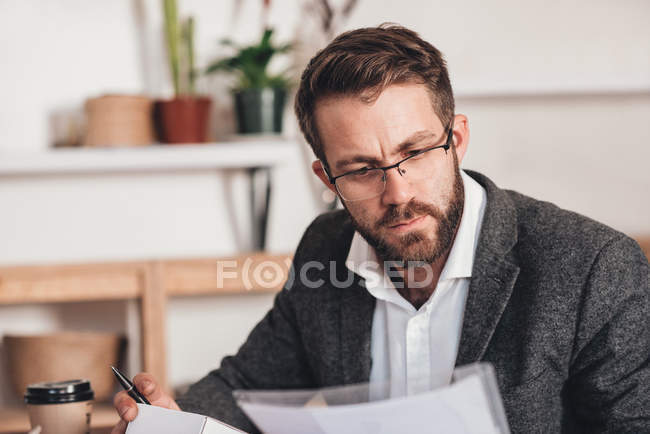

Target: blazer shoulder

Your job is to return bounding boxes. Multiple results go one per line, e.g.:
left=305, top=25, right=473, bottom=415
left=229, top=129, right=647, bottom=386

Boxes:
left=507, top=190, right=620, bottom=242
left=504, top=189, right=642, bottom=277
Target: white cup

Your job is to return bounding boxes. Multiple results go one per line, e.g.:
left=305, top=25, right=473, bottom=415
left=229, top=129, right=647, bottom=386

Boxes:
left=25, top=379, right=94, bottom=434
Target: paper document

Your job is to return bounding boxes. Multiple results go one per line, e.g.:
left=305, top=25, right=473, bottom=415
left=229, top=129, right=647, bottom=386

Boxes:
left=234, top=362, right=509, bottom=434
left=125, top=403, right=247, bottom=434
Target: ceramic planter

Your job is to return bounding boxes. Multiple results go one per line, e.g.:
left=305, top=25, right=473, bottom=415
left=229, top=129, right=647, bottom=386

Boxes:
left=233, top=88, right=286, bottom=134
left=155, top=96, right=212, bottom=144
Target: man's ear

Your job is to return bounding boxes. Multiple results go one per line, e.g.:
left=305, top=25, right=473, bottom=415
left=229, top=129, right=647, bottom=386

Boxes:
left=312, top=160, right=338, bottom=194
left=451, top=114, right=469, bottom=165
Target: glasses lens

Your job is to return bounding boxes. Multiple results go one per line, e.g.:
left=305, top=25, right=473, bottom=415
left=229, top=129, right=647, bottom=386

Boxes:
left=336, top=168, right=385, bottom=201
left=399, top=150, right=437, bottom=181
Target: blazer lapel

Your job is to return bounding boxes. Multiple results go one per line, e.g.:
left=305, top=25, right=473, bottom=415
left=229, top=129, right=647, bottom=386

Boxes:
left=456, top=170, right=521, bottom=366
left=317, top=214, right=376, bottom=386
left=339, top=280, right=376, bottom=384
left=456, top=258, right=519, bottom=365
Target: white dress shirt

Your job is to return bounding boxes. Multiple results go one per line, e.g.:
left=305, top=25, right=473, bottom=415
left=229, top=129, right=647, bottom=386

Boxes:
left=345, top=171, right=487, bottom=397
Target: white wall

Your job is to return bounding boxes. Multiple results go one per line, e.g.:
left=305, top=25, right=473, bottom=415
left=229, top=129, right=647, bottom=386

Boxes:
left=347, top=0, right=650, bottom=93
left=458, top=93, right=650, bottom=235
left=0, top=0, right=649, bottom=406
left=0, top=1, right=143, bottom=151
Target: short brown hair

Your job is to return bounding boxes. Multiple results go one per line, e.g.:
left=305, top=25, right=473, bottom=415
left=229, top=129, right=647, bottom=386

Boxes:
left=294, top=24, right=455, bottom=170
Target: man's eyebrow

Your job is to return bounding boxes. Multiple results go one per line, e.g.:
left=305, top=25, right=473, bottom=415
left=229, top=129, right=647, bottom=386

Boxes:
left=335, top=155, right=383, bottom=170
left=334, top=130, right=437, bottom=171
left=394, top=130, right=437, bottom=153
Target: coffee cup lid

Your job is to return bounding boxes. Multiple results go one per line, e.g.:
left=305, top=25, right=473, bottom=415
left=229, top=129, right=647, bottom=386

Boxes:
left=25, top=379, right=94, bottom=404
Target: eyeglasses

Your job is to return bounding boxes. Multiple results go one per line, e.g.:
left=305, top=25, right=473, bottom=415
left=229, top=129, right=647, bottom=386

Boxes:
left=325, top=122, right=454, bottom=202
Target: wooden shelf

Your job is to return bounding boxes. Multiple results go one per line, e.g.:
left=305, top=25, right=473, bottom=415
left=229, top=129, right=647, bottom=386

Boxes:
left=0, top=254, right=290, bottom=305
left=0, top=403, right=119, bottom=433
left=0, top=262, right=146, bottom=304
left=163, top=253, right=292, bottom=296
left=0, top=139, right=296, bottom=176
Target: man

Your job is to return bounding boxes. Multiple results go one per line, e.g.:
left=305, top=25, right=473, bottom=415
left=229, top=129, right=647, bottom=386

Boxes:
left=112, top=25, right=649, bottom=433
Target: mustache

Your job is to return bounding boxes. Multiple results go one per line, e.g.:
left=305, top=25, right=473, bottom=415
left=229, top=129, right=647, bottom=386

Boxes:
left=377, top=199, right=444, bottom=227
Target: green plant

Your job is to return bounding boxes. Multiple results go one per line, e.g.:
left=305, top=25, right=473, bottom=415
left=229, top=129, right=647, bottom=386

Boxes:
left=163, top=0, right=196, bottom=96
left=205, top=29, right=292, bottom=91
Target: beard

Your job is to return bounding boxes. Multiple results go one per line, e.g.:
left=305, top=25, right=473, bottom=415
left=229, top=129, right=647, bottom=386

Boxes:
left=346, top=162, right=465, bottom=265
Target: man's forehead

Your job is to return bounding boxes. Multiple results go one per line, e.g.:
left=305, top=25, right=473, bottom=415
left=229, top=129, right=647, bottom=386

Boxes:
left=315, top=84, right=440, bottom=134
left=315, top=85, right=442, bottom=166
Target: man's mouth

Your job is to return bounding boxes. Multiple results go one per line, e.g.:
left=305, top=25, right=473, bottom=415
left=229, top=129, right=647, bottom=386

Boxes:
left=387, top=215, right=426, bottom=231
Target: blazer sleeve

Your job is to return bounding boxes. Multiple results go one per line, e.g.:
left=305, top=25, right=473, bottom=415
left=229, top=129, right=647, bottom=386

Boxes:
left=567, top=234, right=650, bottom=433
left=174, top=284, right=315, bottom=432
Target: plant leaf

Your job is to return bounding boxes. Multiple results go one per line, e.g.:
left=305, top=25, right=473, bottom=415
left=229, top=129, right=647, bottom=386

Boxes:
left=204, top=26, right=292, bottom=91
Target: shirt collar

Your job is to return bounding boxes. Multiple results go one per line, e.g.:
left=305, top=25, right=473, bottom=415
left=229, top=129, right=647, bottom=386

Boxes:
left=346, top=231, right=413, bottom=308
left=345, top=170, right=487, bottom=297
left=438, top=170, right=487, bottom=281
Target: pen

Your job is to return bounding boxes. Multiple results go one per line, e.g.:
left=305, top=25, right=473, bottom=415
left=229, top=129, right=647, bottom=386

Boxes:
left=111, top=366, right=151, bottom=405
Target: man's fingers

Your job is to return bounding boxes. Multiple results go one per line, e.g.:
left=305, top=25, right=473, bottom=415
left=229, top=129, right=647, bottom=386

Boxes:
left=132, top=373, right=180, bottom=410
left=113, top=391, right=138, bottom=422
left=110, top=419, right=128, bottom=434
left=133, top=372, right=163, bottom=402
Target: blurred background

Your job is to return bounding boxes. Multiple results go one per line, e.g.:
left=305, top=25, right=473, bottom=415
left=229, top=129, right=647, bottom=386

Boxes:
left=0, top=0, right=649, bottom=431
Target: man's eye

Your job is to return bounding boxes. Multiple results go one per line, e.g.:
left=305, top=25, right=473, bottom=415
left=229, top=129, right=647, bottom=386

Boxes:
left=348, top=167, right=374, bottom=179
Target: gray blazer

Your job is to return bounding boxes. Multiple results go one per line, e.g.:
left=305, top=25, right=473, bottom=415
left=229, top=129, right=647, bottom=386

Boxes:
left=176, top=170, right=650, bottom=433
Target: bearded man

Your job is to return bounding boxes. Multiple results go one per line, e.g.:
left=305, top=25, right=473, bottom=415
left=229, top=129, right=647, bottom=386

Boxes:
left=112, top=24, right=649, bottom=434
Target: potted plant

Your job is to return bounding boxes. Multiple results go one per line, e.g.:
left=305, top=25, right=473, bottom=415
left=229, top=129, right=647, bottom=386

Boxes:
left=205, top=28, right=292, bottom=134
left=156, top=0, right=211, bottom=143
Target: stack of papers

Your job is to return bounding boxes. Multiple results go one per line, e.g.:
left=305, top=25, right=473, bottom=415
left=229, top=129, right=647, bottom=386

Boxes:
left=234, top=362, right=510, bottom=434
left=125, top=363, right=509, bottom=434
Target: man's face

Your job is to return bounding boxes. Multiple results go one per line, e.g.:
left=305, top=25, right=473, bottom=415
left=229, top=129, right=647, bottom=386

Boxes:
left=313, top=83, right=469, bottom=264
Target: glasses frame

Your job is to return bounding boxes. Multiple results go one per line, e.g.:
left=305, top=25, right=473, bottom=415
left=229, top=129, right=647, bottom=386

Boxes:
left=325, top=121, right=455, bottom=201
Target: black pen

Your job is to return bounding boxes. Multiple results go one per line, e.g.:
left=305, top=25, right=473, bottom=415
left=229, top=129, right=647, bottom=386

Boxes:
left=111, top=366, right=151, bottom=405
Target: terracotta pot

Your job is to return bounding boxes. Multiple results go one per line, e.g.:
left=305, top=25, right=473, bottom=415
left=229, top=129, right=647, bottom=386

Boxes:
left=4, top=332, right=125, bottom=402
left=155, top=96, right=212, bottom=144
left=84, top=94, right=155, bottom=147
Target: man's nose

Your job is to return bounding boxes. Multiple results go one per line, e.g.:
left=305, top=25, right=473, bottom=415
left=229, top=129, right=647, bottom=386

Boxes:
left=381, top=166, right=413, bottom=207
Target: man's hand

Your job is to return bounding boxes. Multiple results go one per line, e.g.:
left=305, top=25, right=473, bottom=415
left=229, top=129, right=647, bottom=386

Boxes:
left=110, top=373, right=180, bottom=434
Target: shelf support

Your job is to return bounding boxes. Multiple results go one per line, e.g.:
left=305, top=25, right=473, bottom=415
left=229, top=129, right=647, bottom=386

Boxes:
left=140, top=261, right=168, bottom=393
left=248, top=167, right=272, bottom=251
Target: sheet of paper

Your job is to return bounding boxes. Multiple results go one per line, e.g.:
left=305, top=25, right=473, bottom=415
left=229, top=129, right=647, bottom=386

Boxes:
left=237, top=403, right=324, bottom=433
left=310, top=375, right=498, bottom=434
left=238, top=375, right=501, bottom=434
left=125, top=404, right=206, bottom=434
left=204, top=417, right=249, bottom=434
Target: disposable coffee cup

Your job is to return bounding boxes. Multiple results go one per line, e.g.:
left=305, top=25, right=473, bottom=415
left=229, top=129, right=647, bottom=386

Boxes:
left=25, top=379, right=94, bottom=434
